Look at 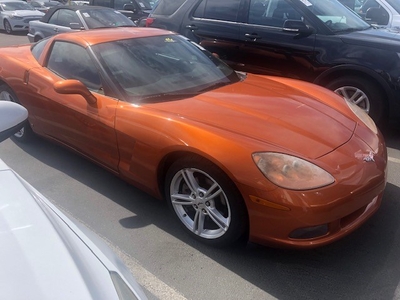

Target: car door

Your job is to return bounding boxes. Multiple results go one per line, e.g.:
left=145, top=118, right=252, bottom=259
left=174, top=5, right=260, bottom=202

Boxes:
left=26, top=40, right=119, bottom=172
left=180, top=0, right=245, bottom=70
left=239, top=0, right=317, bottom=80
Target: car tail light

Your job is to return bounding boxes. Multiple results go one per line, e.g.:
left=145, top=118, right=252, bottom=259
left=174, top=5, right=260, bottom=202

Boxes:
left=145, top=17, right=154, bottom=27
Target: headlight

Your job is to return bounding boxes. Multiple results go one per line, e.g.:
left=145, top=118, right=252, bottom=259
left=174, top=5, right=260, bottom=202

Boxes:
left=345, top=100, right=377, bottom=134
left=252, top=152, right=334, bottom=190
left=10, top=15, right=23, bottom=20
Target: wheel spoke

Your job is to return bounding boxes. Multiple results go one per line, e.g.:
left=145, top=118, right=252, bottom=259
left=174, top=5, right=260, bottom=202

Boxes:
left=171, top=193, right=194, bottom=206
left=206, top=207, right=229, bottom=231
left=181, top=169, right=200, bottom=194
left=204, top=182, right=222, bottom=200
left=193, top=210, right=205, bottom=234
left=350, top=90, right=364, bottom=104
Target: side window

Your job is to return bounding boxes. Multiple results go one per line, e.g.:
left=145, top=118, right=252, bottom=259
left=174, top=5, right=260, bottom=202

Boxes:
left=57, top=10, right=82, bottom=27
left=48, top=10, right=60, bottom=25
left=92, top=0, right=113, bottom=7
left=248, top=0, right=302, bottom=27
left=115, top=0, right=136, bottom=10
left=152, top=0, right=185, bottom=15
left=31, top=38, right=50, bottom=61
left=47, top=41, right=102, bottom=92
left=194, top=0, right=241, bottom=22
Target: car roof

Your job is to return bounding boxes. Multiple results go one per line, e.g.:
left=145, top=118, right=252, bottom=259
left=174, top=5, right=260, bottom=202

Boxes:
left=54, top=27, right=176, bottom=47
left=41, top=5, right=122, bottom=22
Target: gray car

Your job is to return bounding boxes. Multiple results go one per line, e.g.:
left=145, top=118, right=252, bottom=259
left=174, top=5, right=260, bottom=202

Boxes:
left=0, top=101, right=148, bottom=300
left=28, top=5, right=135, bottom=42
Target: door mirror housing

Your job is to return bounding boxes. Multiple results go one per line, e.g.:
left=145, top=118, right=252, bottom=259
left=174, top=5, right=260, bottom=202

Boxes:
left=0, top=101, right=28, bottom=143
left=54, top=80, right=97, bottom=105
left=365, top=7, right=389, bottom=25
left=283, top=20, right=314, bottom=36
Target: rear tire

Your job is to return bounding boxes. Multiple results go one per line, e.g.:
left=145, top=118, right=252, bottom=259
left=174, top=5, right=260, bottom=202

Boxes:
left=325, top=76, right=385, bottom=125
left=0, top=84, right=34, bottom=142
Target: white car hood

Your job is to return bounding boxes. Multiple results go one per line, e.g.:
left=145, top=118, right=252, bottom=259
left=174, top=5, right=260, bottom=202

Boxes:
left=0, top=160, right=146, bottom=299
left=3, top=10, right=44, bottom=17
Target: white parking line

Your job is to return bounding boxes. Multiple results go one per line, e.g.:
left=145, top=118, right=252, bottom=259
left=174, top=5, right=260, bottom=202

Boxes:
left=389, top=156, right=400, bottom=164
left=108, top=243, right=187, bottom=300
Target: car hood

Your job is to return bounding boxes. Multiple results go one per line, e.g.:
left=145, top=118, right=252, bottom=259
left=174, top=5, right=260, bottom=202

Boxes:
left=340, top=26, right=400, bottom=50
left=0, top=160, right=146, bottom=299
left=2, top=10, right=44, bottom=17
left=150, top=74, right=356, bottom=159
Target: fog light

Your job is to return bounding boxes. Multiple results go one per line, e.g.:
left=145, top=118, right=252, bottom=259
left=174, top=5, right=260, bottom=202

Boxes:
left=289, top=224, right=328, bottom=239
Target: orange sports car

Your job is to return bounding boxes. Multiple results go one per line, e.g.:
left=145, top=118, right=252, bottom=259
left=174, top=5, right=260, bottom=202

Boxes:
left=0, top=28, right=387, bottom=248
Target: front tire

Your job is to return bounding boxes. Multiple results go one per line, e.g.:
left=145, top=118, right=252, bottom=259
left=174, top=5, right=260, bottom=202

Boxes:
left=165, top=155, right=248, bottom=247
left=0, top=84, right=33, bottom=142
left=4, top=20, right=12, bottom=34
left=326, top=76, right=385, bottom=125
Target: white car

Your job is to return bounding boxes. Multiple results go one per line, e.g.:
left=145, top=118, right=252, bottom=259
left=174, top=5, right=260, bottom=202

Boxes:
left=0, top=101, right=147, bottom=299
left=358, top=0, right=400, bottom=29
left=0, top=0, right=44, bottom=34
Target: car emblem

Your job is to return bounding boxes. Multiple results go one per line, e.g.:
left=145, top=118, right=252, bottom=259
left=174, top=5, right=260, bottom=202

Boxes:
left=363, top=151, right=375, bottom=162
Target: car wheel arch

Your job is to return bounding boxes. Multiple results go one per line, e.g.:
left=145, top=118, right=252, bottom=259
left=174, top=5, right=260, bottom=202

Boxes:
left=157, top=150, right=240, bottom=202
left=314, top=65, right=391, bottom=120
left=314, top=64, right=392, bottom=98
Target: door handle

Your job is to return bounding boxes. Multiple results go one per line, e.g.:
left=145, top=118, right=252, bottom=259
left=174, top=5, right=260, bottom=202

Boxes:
left=244, top=33, right=261, bottom=41
left=185, top=24, right=198, bottom=31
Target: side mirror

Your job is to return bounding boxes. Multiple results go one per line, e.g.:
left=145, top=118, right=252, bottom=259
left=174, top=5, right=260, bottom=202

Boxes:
left=283, top=20, right=314, bottom=36
left=123, top=4, right=136, bottom=12
left=365, top=7, right=389, bottom=25
left=0, top=101, right=28, bottom=143
left=53, top=80, right=97, bottom=105
left=69, top=22, right=83, bottom=30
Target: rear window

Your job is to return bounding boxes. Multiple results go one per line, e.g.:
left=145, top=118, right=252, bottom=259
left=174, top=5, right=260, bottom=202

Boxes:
left=152, top=0, right=185, bottom=15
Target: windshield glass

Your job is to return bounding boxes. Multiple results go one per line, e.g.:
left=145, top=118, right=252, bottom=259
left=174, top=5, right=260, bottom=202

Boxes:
left=80, top=8, right=135, bottom=28
left=0, top=1, right=35, bottom=11
left=92, top=35, right=240, bottom=102
left=386, top=0, right=400, bottom=14
left=298, top=0, right=370, bottom=32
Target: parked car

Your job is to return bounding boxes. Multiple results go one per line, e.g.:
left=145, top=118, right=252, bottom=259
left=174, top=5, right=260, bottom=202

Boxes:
left=0, top=0, right=44, bottom=34
left=0, top=28, right=387, bottom=249
left=28, top=5, right=135, bottom=42
left=70, top=0, right=89, bottom=5
left=357, top=0, right=400, bottom=29
left=0, top=101, right=148, bottom=300
left=88, top=0, right=154, bottom=22
left=29, top=0, right=62, bottom=13
left=145, top=0, right=400, bottom=125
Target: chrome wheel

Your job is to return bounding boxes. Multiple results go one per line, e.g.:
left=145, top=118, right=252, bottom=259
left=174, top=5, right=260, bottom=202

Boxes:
left=334, top=86, right=370, bottom=114
left=166, top=156, right=248, bottom=246
left=326, top=76, right=385, bottom=125
left=170, top=167, right=231, bottom=239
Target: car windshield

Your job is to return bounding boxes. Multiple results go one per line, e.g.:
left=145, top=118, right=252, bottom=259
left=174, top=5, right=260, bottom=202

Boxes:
left=79, top=8, right=135, bottom=28
left=92, top=35, right=240, bottom=102
left=297, top=0, right=370, bottom=32
left=0, top=1, right=35, bottom=11
left=386, top=0, right=400, bottom=14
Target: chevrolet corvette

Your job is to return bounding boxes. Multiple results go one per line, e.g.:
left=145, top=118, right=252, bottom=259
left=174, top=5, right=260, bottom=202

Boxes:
left=0, top=28, right=387, bottom=248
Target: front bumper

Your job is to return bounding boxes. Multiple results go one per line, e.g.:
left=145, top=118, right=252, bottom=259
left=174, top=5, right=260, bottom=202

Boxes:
left=242, top=126, right=387, bottom=249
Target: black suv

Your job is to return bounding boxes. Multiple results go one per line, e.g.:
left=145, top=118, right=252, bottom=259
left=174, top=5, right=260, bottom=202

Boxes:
left=89, top=0, right=155, bottom=21
left=146, top=0, right=400, bottom=125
